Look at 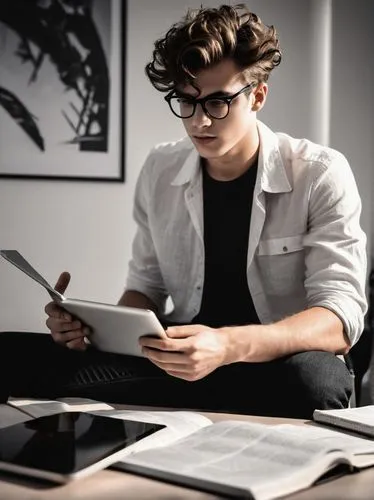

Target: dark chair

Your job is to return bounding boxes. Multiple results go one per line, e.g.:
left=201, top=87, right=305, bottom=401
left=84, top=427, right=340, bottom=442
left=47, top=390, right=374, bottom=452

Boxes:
left=345, top=269, right=374, bottom=406
left=345, top=327, right=373, bottom=406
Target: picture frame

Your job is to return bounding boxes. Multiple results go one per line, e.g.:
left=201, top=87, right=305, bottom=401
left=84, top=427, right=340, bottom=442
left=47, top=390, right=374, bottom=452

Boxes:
left=0, top=0, right=126, bottom=182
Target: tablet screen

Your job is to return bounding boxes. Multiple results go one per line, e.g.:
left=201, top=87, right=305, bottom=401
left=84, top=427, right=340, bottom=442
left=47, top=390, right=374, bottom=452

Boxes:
left=0, top=412, right=164, bottom=476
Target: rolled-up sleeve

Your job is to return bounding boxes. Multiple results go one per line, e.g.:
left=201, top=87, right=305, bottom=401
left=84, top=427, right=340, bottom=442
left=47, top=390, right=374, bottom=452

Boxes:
left=303, top=153, right=367, bottom=345
left=126, top=150, right=168, bottom=312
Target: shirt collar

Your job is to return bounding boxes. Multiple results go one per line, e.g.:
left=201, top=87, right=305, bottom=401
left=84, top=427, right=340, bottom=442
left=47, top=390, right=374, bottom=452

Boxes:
left=170, top=140, right=200, bottom=186
left=257, top=120, right=292, bottom=193
left=171, top=121, right=292, bottom=193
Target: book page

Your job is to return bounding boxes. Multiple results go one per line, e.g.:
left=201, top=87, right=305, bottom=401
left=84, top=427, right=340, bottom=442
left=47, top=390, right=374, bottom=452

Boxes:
left=120, top=420, right=356, bottom=500
left=0, top=250, right=65, bottom=302
left=90, top=409, right=212, bottom=454
left=7, top=397, right=114, bottom=418
left=313, top=406, right=374, bottom=437
left=276, top=424, right=374, bottom=468
left=0, top=404, right=33, bottom=428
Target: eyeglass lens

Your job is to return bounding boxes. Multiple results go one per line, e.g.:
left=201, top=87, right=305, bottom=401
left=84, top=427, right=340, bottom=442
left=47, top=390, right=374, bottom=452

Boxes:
left=169, top=97, right=229, bottom=119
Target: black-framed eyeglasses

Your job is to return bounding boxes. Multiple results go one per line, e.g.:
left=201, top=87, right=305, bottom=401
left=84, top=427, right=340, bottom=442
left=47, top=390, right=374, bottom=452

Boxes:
left=164, top=82, right=255, bottom=120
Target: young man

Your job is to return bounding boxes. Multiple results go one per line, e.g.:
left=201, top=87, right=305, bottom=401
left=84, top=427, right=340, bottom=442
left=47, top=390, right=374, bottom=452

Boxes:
left=0, top=5, right=367, bottom=418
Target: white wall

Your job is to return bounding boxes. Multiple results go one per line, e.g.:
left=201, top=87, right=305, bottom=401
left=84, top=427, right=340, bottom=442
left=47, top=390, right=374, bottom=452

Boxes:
left=329, top=0, right=373, bottom=268
left=0, top=0, right=372, bottom=332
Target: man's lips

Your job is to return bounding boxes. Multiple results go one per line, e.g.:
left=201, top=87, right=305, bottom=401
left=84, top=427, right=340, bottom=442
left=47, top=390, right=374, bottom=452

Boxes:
left=193, top=135, right=217, bottom=144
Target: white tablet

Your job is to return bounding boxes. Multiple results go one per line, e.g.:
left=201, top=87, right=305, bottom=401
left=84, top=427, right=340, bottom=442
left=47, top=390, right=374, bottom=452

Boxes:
left=0, top=249, right=167, bottom=357
left=0, top=411, right=164, bottom=484
left=60, top=298, right=167, bottom=357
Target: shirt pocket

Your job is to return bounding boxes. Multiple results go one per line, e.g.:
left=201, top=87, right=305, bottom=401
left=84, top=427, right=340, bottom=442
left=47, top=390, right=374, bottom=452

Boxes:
left=257, top=235, right=305, bottom=295
left=258, top=235, right=304, bottom=256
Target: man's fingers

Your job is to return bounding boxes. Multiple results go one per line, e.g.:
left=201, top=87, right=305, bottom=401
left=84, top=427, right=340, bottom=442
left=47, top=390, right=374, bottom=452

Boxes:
left=44, top=270, right=87, bottom=354
left=45, top=301, right=71, bottom=320
left=66, top=337, right=87, bottom=351
left=166, top=324, right=207, bottom=338
left=51, top=328, right=86, bottom=344
left=46, top=317, right=81, bottom=332
left=139, top=335, right=190, bottom=352
left=54, top=271, right=71, bottom=295
left=142, top=347, right=188, bottom=364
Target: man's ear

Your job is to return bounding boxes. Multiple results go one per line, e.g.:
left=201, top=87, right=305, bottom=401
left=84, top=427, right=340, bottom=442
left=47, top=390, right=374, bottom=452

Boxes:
left=251, top=83, right=268, bottom=112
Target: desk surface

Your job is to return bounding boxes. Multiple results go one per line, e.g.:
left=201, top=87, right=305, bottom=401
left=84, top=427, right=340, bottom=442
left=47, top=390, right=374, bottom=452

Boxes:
left=0, top=405, right=373, bottom=500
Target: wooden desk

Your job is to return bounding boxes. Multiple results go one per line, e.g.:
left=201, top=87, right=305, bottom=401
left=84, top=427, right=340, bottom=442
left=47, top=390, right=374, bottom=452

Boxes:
left=0, top=406, right=373, bottom=500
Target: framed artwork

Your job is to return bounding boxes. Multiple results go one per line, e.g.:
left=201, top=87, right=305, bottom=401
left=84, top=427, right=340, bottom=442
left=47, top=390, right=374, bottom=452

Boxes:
left=0, top=0, right=126, bottom=182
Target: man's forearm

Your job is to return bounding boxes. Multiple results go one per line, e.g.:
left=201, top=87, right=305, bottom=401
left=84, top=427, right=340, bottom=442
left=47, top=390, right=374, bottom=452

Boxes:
left=222, top=306, right=350, bottom=364
left=117, top=290, right=158, bottom=313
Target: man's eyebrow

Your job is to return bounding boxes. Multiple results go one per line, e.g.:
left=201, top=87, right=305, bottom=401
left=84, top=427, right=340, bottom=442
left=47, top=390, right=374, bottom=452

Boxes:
left=175, top=90, right=232, bottom=99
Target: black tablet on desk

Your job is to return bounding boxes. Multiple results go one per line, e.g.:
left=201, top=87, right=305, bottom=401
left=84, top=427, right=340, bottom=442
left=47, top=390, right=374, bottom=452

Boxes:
left=0, top=412, right=164, bottom=483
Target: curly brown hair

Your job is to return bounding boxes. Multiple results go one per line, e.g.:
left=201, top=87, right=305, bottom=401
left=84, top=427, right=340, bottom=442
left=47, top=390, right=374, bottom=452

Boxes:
left=145, top=4, right=281, bottom=92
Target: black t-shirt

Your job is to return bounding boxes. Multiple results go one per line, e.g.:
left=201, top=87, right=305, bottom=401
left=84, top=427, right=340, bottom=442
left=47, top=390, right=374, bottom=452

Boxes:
left=193, top=161, right=260, bottom=328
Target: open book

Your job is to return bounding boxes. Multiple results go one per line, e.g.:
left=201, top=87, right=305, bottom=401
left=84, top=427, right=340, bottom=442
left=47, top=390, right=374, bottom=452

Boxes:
left=313, top=405, right=374, bottom=438
left=2, top=398, right=374, bottom=499
left=114, top=419, right=374, bottom=500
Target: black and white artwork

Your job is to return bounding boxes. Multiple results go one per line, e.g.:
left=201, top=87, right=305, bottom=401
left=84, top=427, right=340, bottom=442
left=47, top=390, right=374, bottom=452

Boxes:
left=0, top=0, right=125, bottom=181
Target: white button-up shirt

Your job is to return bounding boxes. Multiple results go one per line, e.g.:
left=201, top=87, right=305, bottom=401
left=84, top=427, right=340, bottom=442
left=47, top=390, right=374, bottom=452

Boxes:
left=126, top=121, right=367, bottom=345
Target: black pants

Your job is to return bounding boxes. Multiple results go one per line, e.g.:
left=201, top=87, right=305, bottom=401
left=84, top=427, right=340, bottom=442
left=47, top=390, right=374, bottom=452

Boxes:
left=0, top=331, right=353, bottom=419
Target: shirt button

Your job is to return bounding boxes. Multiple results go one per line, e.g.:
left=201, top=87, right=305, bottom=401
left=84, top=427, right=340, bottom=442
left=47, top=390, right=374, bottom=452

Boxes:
left=197, top=286, right=201, bottom=290
left=282, top=246, right=288, bottom=252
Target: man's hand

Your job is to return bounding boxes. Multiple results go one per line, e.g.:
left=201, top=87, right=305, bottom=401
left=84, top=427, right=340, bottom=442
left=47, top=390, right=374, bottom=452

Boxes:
left=139, top=307, right=349, bottom=380
left=45, top=272, right=90, bottom=351
left=139, top=324, right=230, bottom=381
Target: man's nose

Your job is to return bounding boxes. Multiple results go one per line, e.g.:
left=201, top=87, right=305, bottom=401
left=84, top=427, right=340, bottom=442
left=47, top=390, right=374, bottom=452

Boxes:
left=190, top=103, right=212, bottom=128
